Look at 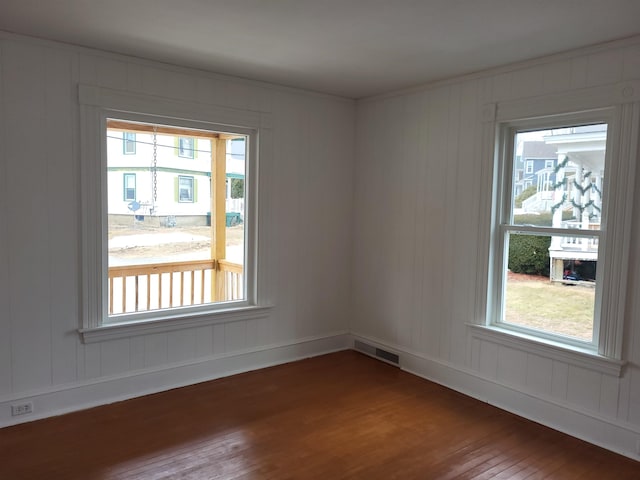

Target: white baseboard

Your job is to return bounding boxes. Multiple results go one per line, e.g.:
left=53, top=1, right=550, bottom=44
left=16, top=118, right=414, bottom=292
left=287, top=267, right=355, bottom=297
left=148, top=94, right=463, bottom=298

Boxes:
left=0, top=332, right=350, bottom=428
left=350, top=333, right=640, bottom=462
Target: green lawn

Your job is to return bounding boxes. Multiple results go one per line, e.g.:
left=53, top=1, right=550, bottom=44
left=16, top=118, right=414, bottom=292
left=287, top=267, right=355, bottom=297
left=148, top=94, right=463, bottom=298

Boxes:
left=504, top=274, right=595, bottom=341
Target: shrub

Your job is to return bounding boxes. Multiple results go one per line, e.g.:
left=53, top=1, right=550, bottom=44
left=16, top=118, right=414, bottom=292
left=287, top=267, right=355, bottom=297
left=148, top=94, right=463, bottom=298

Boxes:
left=508, top=234, right=550, bottom=277
left=231, top=178, right=244, bottom=199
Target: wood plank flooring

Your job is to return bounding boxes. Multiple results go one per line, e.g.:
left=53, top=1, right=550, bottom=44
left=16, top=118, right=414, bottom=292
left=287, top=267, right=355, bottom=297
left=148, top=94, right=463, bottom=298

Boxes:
left=1, top=351, right=639, bottom=479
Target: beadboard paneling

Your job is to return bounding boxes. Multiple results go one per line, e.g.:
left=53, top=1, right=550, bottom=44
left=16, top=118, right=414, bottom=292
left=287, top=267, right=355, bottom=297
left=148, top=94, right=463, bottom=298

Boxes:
left=353, top=38, right=640, bottom=436
left=0, top=42, right=12, bottom=395
left=4, top=41, right=53, bottom=393
left=0, top=33, right=354, bottom=416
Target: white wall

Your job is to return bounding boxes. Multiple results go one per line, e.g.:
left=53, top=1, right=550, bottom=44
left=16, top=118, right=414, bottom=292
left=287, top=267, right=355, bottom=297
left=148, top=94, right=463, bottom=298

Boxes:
left=352, top=38, right=640, bottom=459
left=0, top=32, right=354, bottom=424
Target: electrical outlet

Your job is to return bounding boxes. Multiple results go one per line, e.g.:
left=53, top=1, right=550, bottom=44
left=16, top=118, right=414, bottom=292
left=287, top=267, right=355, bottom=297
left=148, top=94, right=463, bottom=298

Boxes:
left=11, top=402, right=33, bottom=416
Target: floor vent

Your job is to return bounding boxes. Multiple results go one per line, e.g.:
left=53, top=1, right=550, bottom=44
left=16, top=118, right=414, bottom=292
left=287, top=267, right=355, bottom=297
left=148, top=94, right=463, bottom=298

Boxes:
left=354, top=340, right=400, bottom=366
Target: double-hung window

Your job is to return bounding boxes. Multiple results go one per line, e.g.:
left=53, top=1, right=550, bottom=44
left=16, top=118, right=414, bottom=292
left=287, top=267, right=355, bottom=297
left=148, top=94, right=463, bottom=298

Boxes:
left=477, top=83, right=639, bottom=371
left=177, top=175, right=194, bottom=202
left=178, top=137, right=195, bottom=158
left=123, top=132, right=136, bottom=154
left=525, top=160, right=533, bottom=174
left=494, top=118, right=608, bottom=346
left=123, top=173, right=136, bottom=201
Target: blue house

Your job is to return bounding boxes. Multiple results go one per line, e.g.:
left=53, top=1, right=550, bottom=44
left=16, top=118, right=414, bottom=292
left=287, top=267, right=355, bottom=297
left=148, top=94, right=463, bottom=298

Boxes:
left=514, top=141, right=558, bottom=201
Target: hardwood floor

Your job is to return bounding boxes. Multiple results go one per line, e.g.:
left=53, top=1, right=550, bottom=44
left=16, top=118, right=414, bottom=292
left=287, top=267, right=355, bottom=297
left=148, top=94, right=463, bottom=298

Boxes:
left=1, top=351, right=639, bottom=479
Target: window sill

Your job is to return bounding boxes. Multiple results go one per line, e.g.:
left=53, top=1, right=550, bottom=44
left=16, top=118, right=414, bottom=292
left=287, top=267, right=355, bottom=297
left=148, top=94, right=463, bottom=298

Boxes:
left=79, top=305, right=272, bottom=344
left=467, top=324, right=625, bottom=377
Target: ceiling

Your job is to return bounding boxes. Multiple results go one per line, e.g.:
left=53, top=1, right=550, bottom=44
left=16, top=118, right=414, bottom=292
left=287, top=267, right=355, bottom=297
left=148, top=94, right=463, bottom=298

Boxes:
left=1, top=1, right=640, bottom=99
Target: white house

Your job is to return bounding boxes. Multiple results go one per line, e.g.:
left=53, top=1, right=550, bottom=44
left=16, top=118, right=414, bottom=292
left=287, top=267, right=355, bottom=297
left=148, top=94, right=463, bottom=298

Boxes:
left=107, top=128, right=245, bottom=226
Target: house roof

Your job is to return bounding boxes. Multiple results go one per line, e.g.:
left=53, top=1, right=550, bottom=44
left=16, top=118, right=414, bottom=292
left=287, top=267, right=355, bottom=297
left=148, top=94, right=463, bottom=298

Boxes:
left=522, top=142, right=558, bottom=160
left=1, top=1, right=639, bottom=98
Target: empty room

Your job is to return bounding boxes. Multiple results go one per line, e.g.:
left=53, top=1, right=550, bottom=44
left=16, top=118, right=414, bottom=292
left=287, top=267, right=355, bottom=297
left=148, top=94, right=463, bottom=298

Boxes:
left=1, top=1, right=640, bottom=478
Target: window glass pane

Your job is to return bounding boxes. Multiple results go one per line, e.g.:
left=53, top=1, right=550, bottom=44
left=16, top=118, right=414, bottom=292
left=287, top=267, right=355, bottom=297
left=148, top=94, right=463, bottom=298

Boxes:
left=504, top=233, right=596, bottom=341
left=512, top=124, right=607, bottom=230
left=106, top=119, right=247, bottom=317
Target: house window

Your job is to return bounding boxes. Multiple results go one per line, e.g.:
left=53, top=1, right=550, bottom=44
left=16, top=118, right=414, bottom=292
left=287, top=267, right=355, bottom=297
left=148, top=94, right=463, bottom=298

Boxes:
left=178, top=137, right=195, bottom=158
left=123, top=132, right=136, bottom=154
left=525, top=160, right=533, bottom=174
left=482, top=95, right=638, bottom=366
left=97, top=116, right=256, bottom=329
left=105, top=121, right=249, bottom=320
left=123, top=173, right=136, bottom=201
left=545, top=159, right=554, bottom=169
left=79, top=85, right=269, bottom=342
left=177, top=175, right=194, bottom=202
left=495, top=122, right=607, bottom=347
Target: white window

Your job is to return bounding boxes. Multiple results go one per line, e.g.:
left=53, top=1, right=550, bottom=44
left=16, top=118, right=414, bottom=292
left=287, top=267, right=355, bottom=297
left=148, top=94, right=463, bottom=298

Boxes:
left=123, top=132, right=136, bottom=154
left=473, top=84, right=639, bottom=373
left=545, top=159, right=554, bottom=169
left=178, top=137, right=195, bottom=158
left=494, top=121, right=607, bottom=348
left=177, top=175, right=194, bottom=202
left=123, top=173, right=136, bottom=201
left=525, top=160, right=533, bottom=174
left=79, top=85, right=270, bottom=342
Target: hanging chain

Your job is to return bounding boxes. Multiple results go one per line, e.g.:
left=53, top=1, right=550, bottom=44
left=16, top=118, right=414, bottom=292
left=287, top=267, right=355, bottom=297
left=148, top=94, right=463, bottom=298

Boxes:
left=152, top=125, right=158, bottom=205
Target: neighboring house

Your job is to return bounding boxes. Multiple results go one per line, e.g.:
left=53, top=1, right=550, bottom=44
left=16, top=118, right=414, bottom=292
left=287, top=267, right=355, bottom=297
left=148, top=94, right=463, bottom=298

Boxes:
left=514, top=141, right=557, bottom=209
left=514, top=129, right=606, bottom=283
left=545, top=124, right=606, bottom=282
left=107, top=130, right=245, bottom=226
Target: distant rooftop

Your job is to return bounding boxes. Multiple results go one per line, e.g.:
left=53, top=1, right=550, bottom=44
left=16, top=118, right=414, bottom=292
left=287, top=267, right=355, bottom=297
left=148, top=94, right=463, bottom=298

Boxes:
left=521, top=141, right=557, bottom=159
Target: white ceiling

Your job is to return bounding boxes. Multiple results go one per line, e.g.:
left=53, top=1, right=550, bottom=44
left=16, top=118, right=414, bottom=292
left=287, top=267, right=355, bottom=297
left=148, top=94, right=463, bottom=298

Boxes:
left=1, top=1, right=640, bottom=98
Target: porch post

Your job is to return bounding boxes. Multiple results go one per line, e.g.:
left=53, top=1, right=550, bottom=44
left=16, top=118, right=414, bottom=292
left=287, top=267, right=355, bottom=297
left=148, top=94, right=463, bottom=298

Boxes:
left=211, top=138, right=227, bottom=301
left=550, top=154, right=566, bottom=281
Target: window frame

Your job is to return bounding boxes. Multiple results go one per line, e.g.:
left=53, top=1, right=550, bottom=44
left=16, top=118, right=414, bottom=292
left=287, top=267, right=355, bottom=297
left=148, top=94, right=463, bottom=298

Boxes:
left=78, top=85, right=272, bottom=343
left=123, top=172, right=136, bottom=201
left=472, top=82, right=640, bottom=374
left=525, top=160, right=533, bottom=174
left=491, top=113, right=610, bottom=351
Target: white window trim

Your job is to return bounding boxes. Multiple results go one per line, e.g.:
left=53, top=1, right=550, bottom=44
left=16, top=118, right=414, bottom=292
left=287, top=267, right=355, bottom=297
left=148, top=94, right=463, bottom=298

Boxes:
left=495, top=112, right=609, bottom=352
left=472, top=81, right=640, bottom=374
left=78, top=85, right=273, bottom=343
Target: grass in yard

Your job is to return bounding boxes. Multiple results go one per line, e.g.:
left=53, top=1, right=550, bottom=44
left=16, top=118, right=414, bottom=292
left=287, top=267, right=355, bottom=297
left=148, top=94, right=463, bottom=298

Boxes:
left=504, top=273, right=595, bottom=341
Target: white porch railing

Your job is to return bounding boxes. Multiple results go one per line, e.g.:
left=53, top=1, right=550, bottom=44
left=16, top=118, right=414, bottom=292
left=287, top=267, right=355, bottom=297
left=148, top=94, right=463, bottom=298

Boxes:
left=521, top=191, right=554, bottom=212
left=558, top=221, right=600, bottom=252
